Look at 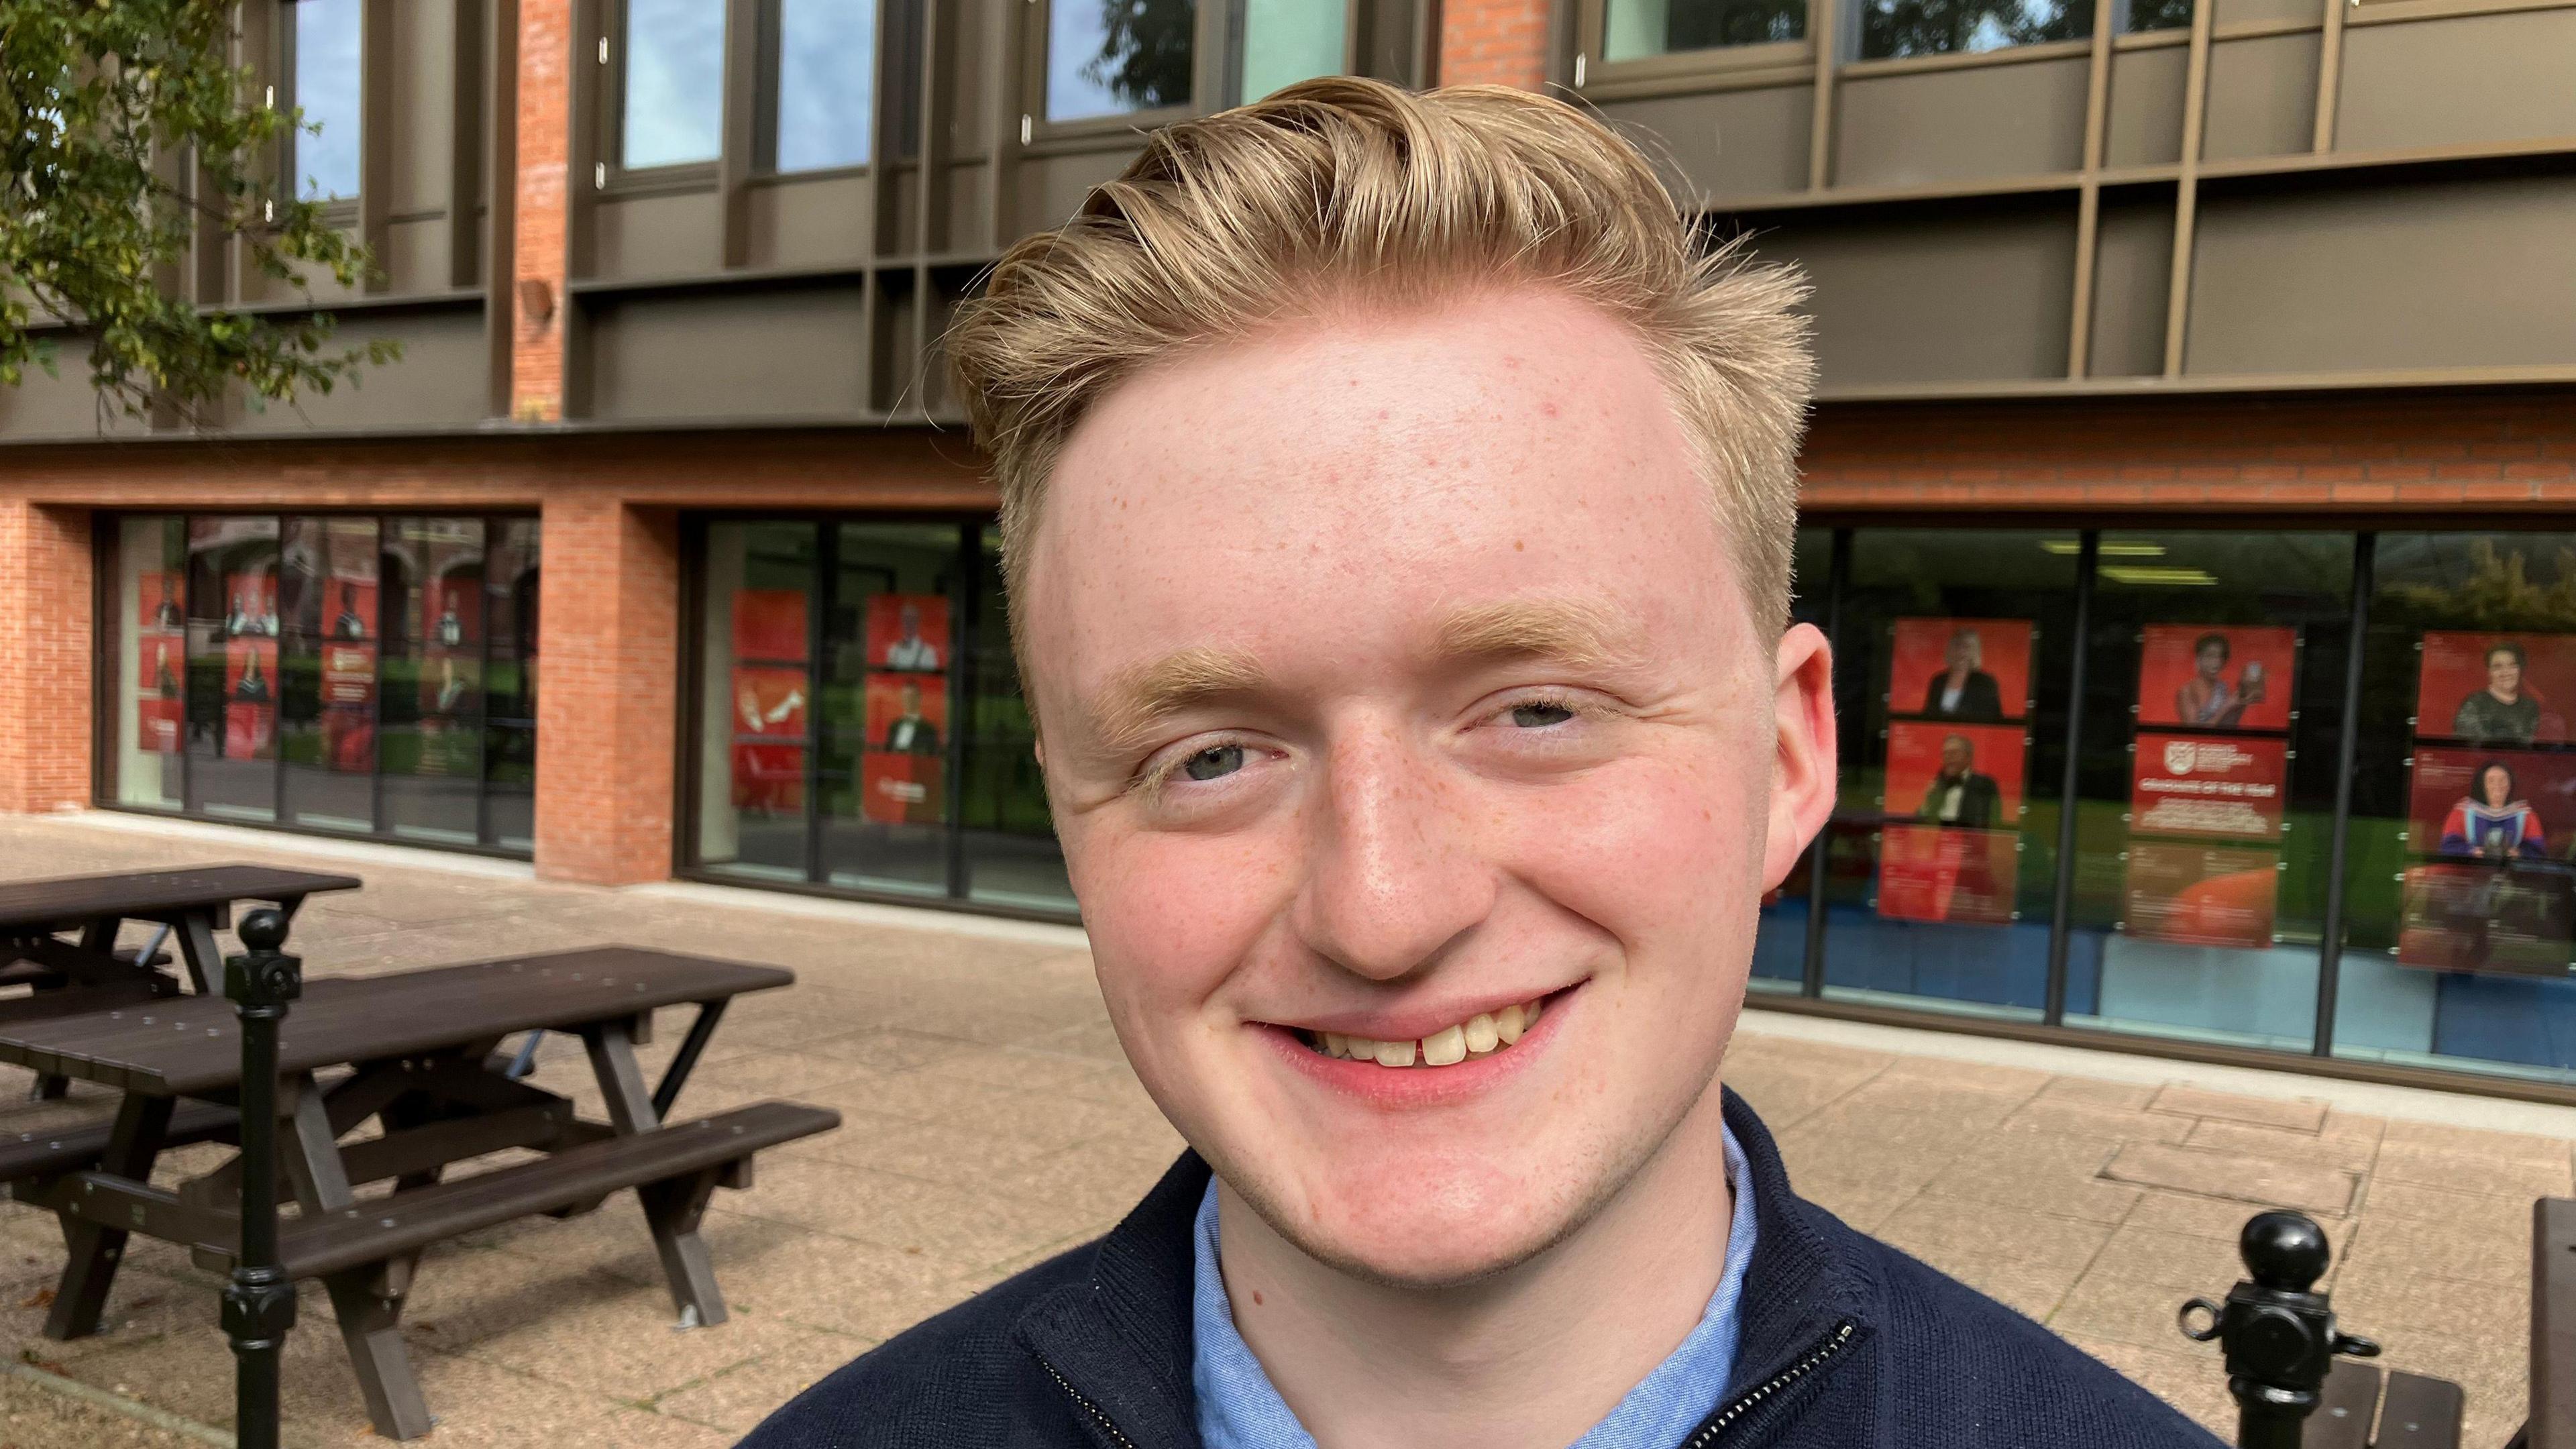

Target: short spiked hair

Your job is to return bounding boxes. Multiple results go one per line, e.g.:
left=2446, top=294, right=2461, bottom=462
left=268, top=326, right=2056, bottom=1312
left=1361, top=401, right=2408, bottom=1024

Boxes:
left=946, top=76, right=1815, bottom=651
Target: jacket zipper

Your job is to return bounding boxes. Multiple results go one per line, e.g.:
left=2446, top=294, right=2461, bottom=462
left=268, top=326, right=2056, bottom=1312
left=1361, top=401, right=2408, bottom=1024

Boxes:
left=1039, top=1355, right=1144, bottom=1449
left=1678, top=1320, right=1858, bottom=1449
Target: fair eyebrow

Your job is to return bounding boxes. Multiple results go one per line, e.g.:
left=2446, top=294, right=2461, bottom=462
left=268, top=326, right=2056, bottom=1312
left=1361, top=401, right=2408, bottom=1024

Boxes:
left=1433, top=596, right=1643, bottom=674
left=1085, top=646, right=1270, bottom=761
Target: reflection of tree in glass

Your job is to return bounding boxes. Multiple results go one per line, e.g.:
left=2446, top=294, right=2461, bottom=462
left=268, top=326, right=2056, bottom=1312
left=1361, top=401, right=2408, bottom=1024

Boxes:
left=2125, top=0, right=2192, bottom=32
left=1669, top=0, right=1805, bottom=48
left=2385, top=542, right=2576, bottom=631
left=1860, top=0, right=2086, bottom=60
left=1085, top=0, right=1195, bottom=110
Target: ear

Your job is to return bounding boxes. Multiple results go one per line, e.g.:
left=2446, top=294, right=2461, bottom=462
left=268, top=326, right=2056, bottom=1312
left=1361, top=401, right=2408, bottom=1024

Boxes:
left=1762, top=622, right=1837, bottom=892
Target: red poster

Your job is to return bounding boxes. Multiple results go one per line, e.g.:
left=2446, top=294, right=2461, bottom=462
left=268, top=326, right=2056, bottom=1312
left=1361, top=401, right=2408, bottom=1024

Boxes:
left=138, top=697, right=182, bottom=754
left=2408, top=746, right=2576, bottom=863
left=861, top=751, right=947, bottom=825
left=2129, top=733, right=2289, bottom=842
left=421, top=576, right=482, bottom=647
left=865, top=594, right=952, bottom=674
left=222, top=703, right=275, bottom=760
left=864, top=673, right=948, bottom=758
left=224, top=637, right=277, bottom=701
left=1884, top=720, right=2025, bottom=828
left=138, top=572, right=185, bottom=631
left=731, top=590, right=810, bottom=663
left=2416, top=631, right=2576, bottom=746
left=323, top=709, right=374, bottom=772
left=223, top=573, right=278, bottom=637
left=319, top=578, right=378, bottom=641
left=2137, top=625, right=2296, bottom=733
left=2396, top=861, right=2576, bottom=977
left=320, top=642, right=376, bottom=706
left=417, top=655, right=476, bottom=716
left=729, top=666, right=808, bottom=814
left=1876, top=824, right=2017, bottom=924
left=1888, top=617, right=2032, bottom=724
left=2123, top=841, right=2278, bottom=948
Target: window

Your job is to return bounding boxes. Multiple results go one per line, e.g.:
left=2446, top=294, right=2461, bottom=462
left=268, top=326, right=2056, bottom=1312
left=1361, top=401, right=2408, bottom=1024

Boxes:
left=287, top=0, right=362, bottom=201
left=1603, top=0, right=1804, bottom=62
left=1047, top=0, right=1198, bottom=123
left=772, top=0, right=876, bottom=171
left=1856, top=0, right=2086, bottom=61
left=103, top=513, right=541, bottom=856
left=622, top=0, right=727, bottom=169
left=1235, top=0, right=1344, bottom=102
left=2123, top=0, right=2190, bottom=32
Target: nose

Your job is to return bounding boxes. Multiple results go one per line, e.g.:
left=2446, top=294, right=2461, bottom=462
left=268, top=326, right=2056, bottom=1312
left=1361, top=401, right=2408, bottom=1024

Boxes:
left=1289, top=724, right=1495, bottom=982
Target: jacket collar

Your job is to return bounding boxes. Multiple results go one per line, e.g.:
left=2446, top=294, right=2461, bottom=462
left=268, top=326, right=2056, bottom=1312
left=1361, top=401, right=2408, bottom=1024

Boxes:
left=1015, top=1088, right=1877, bottom=1449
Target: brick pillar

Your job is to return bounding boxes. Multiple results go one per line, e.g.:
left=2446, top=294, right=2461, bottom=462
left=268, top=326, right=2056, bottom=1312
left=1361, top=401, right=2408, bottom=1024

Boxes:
left=533, top=498, right=679, bottom=885
left=512, top=0, right=572, bottom=422
left=0, top=502, right=93, bottom=814
left=1438, top=0, right=1553, bottom=89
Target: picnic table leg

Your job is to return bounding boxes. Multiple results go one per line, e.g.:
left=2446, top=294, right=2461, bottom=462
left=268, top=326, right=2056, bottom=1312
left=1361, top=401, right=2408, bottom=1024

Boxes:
left=44, top=1092, right=174, bottom=1340
left=176, top=912, right=225, bottom=997
left=580, top=1020, right=728, bottom=1328
left=280, top=1079, right=435, bottom=1441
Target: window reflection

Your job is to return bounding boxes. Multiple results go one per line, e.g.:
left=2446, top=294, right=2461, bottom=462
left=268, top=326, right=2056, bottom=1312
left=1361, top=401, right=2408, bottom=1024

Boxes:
left=1048, top=0, right=1197, bottom=123
left=290, top=0, right=363, bottom=201
left=280, top=517, right=381, bottom=832
left=1858, top=0, right=2086, bottom=60
left=381, top=519, right=486, bottom=845
left=1238, top=0, right=1344, bottom=101
left=623, top=0, right=727, bottom=168
left=186, top=517, right=282, bottom=822
left=1605, top=0, right=1804, bottom=61
left=775, top=0, right=875, bottom=170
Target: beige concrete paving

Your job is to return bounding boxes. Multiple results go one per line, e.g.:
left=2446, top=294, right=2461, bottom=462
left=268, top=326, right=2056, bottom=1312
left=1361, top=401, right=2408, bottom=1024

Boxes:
left=0, top=813, right=2557, bottom=1446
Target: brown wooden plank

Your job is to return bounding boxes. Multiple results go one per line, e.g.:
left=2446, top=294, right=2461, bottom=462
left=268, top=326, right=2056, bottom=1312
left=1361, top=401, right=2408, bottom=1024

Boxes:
left=268, top=1102, right=837, bottom=1281
left=0, top=950, right=792, bottom=1095
left=0, top=1099, right=235, bottom=1183
left=2377, top=1371, right=2465, bottom=1449
left=2534, top=1198, right=2576, bottom=1449
left=0, top=867, right=361, bottom=932
left=2312, top=1359, right=2381, bottom=1449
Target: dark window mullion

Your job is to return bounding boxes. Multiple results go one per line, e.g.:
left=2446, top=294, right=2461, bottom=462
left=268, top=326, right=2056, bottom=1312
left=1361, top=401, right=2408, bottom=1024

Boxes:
left=945, top=519, right=973, bottom=898
left=806, top=519, right=830, bottom=884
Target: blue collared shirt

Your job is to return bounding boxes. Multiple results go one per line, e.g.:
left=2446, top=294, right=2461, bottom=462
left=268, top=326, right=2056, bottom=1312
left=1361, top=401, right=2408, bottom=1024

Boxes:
left=1191, top=1123, right=1761, bottom=1449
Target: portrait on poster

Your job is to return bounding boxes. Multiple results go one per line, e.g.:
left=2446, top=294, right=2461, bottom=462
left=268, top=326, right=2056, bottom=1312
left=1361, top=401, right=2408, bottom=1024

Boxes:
left=318, top=578, right=378, bottom=642
left=2407, top=746, right=2576, bottom=863
left=2123, top=841, right=2279, bottom=949
left=729, top=665, right=808, bottom=814
left=138, top=572, right=185, bottom=633
left=2135, top=625, right=2296, bottom=733
left=1876, top=824, right=2017, bottom=925
left=222, top=572, right=278, bottom=638
left=1884, top=720, right=2025, bottom=830
left=2129, top=733, right=2288, bottom=842
left=731, top=589, right=810, bottom=663
left=420, top=575, right=482, bottom=649
left=863, top=674, right=948, bottom=758
left=865, top=595, right=951, bottom=674
left=1886, top=617, right=2032, bottom=723
left=2416, top=630, right=2576, bottom=747
left=2396, top=862, right=2575, bottom=977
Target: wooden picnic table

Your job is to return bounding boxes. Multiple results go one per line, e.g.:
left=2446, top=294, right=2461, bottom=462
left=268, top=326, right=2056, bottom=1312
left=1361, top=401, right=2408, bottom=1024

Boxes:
left=0, top=865, right=360, bottom=1000
left=0, top=946, right=835, bottom=1440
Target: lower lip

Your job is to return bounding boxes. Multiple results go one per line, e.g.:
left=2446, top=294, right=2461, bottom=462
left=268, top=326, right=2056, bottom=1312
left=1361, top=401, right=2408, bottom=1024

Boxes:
left=1256, top=987, right=1574, bottom=1108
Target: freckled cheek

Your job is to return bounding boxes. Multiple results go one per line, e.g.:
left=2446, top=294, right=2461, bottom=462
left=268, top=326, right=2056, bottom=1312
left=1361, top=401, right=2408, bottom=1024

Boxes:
left=1500, top=755, right=1767, bottom=936
left=1071, top=830, right=1296, bottom=1021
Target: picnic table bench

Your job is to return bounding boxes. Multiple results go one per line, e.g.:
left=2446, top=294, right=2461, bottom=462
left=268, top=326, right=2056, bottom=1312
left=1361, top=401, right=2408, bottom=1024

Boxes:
left=0, top=943, right=837, bottom=1440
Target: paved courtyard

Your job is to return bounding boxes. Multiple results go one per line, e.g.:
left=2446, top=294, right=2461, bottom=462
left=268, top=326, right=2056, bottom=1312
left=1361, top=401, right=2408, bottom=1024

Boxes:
left=0, top=812, right=2559, bottom=1448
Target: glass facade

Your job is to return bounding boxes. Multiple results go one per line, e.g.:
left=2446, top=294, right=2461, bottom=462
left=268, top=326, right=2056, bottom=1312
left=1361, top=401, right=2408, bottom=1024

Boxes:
left=1857, top=0, right=2088, bottom=60
left=1047, top=0, right=1198, bottom=123
left=622, top=0, right=728, bottom=168
left=1605, top=0, right=1805, bottom=60
left=288, top=0, right=364, bottom=201
left=772, top=0, right=876, bottom=171
left=687, top=518, right=1071, bottom=914
left=1237, top=0, right=1346, bottom=101
left=101, top=513, right=540, bottom=855
left=1758, top=524, right=2576, bottom=1091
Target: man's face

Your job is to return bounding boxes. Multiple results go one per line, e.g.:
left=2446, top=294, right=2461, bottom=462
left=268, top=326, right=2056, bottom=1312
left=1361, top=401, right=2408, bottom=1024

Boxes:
left=900, top=603, right=921, bottom=639
left=2491, top=650, right=2523, bottom=696
left=2197, top=643, right=2225, bottom=678
left=1947, top=634, right=1977, bottom=670
left=1022, top=288, right=1835, bottom=1285
left=901, top=682, right=922, bottom=714
left=1940, top=735, right=1973, bottom=777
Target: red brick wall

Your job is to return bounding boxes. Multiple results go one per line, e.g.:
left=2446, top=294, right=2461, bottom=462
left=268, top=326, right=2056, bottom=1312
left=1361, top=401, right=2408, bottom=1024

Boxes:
left=0, top=502, right=93, bottom=814
left=512, top=0, right=572, bottom=422
left=534, top=498, right=680, bottom=885
left=1439, top=0, right=1553, bottom=89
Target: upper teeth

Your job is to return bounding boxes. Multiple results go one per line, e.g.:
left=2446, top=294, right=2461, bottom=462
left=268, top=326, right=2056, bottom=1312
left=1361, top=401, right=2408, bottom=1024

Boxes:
left=1316, top=998, right=1544, bottom=1068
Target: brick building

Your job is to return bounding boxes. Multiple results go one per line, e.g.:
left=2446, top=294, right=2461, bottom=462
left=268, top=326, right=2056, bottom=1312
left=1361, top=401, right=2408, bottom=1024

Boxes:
left=5, top=0, right=2576, bottom=1100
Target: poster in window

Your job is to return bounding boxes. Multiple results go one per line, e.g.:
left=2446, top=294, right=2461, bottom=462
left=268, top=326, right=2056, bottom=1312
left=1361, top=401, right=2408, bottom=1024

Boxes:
left=865, top=594, right=951, bottom=674
left=731, top=589, right=810, bottom=663
left=222, top=572, right=278, bottom=637
left=1875, top=824, right=2017, bottom=925
left=2406, top=746, right=2576, bottom=863
left=729, top=665, right=808, bottom=814
left=863, top=673, right=949, bottom=758
left=2123, top=841, right=2279, bottom=949
left=1883, top=720, right=2025, bottom=829
left=2129, top=733, right=2289, bottom=843
left=420, top=574, right=482, bottom=648
left=861, top=752, right=947, bottom=826
left=137, top=633, right=184, bottom=753
left=415, top=655, right=481, bottom=719
left=319, top=639, right=376, bottom=772
left=221, top=634, right=277, bottom=761
left=319, top=578, right=378, bottom=642
left=2135, top=625, right=2296, bottom=733
left=2395, top=861, right=2576, bottom=977
left=138, top=572, right=185, bottom=633
left=2414, top=631, right=2576, bottom=746
left=1886, top=617, right=2032, bottom=723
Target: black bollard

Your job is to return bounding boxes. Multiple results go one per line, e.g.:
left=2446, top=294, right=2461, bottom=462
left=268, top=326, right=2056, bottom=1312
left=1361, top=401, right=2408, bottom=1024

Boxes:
left=2178, top=1210, right=2381, bottom=1449
left=221, top=908, right=302, bottom=1449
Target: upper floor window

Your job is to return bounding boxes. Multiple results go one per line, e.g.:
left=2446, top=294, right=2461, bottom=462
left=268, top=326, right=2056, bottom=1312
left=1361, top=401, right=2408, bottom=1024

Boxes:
left=1857, top=0, right=2087, bottom=60
left=771, top=0, right=876, bottom=170
left=1603, top=0, right=1804, bottom=61
left=1046, top=0, right=1197, bottom=123
left=288, top=0, right=362, bottom=201
left=621, top=0, right=726, bottom=169
left=1236, top=0, right=1344, bottom=101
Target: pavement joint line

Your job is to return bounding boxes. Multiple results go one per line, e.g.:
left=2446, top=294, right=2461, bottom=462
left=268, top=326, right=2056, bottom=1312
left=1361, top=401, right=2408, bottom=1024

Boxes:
left=2, top=1359, right=237, bottom=1447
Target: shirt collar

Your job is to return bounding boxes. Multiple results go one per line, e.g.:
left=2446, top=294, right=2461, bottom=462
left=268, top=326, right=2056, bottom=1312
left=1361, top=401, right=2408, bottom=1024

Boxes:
left=1190, top=1123, right=1760, bottom=1449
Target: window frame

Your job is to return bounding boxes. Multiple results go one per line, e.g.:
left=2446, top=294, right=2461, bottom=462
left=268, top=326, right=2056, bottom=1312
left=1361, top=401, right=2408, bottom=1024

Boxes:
left=1572, top=0, right=1816, bottom=97
left=601, top=0, right=729, bottom=189
left=753, top=0, right=881, bottom=178
left=1018, top=0, right=1220, bottom=145
left=276, top=0, right=366, bottom=220
left=1217, top=0, right=1358, bottom=109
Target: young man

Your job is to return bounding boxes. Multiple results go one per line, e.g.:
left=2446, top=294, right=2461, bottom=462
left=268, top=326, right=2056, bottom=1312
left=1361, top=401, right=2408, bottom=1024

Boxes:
left=746, top=78, right=2221, bottom=1449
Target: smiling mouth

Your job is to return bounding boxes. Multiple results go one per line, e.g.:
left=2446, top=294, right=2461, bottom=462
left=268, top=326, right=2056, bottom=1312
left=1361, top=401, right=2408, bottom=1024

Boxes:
left=1293, top=996, right=1547, bottom=1069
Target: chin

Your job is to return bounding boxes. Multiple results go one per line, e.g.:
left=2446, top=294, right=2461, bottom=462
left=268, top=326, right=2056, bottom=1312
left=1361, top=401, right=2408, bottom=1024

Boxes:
left=1253, top=1152, right=1607, bottom=1290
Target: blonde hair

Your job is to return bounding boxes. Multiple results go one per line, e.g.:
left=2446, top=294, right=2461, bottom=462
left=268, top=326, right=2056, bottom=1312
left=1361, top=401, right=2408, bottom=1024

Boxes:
left=947, top=75, right=1815, bottom=653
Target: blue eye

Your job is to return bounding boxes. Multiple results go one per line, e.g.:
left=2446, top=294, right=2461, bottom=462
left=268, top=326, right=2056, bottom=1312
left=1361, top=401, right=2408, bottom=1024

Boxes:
left=1510, top=702, right=1576, bottom=727
left=1182, top=745, right=1246, bottom=782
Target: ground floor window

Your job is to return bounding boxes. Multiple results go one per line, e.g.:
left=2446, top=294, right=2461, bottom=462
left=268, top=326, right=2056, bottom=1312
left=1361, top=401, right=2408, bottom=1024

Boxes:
left=684, top=517, right=1072, bottom=916
left=1755, top=523, right=2576, bottom=1090
left=99, top=512, right=540, bottom=855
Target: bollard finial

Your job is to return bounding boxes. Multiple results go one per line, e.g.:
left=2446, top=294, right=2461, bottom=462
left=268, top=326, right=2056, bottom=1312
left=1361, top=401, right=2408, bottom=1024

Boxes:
left=235, top=907, right=290, bottom=954
left=2239, top=1210, right=2330, bottom=1293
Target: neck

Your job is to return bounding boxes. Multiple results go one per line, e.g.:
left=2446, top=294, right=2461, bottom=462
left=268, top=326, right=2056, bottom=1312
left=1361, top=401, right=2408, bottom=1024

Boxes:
left=1215, top=1081, right=1735, bottom=1449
